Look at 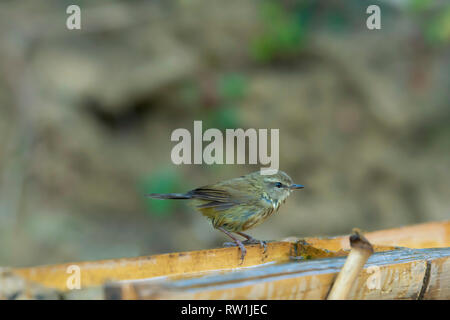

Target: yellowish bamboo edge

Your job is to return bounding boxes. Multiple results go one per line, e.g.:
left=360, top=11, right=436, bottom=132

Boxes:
left=110, top=250, right=449, bottom=299
left=9, top=220, right=448, bottom=296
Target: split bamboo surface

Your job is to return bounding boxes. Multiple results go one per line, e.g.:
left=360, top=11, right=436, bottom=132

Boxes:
left=4, top=220, right=450, bottom=299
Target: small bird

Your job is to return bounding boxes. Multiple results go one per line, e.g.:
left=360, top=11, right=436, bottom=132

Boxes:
left=146, top=170, right=304, bottom=261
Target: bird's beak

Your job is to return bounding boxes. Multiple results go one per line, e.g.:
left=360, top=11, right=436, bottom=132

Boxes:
left=290, top=184, right=305, bottom=190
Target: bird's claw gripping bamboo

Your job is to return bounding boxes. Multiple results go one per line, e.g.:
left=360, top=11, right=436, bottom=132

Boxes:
left=146, top=170, right=304, bottom=261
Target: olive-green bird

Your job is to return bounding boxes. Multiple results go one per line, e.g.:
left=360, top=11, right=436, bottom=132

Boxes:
left=146, top=170, right=304, bottom=260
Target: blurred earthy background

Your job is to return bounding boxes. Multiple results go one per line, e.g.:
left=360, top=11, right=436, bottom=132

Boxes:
left=0, top=0, right=449, bottom=267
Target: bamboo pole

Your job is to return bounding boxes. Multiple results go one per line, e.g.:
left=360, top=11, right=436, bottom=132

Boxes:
left=327, top=229, right=374, bottom=300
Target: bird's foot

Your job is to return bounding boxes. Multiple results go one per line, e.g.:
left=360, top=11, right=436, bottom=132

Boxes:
left=222, top=241, right=247, bottom=262
left=223, top=241, right=237, bottom=247
left=225, top=238, right=267, bottom=253
left=236, top=232, right=268, bottom=253
left=242, top=238, right=267, bottom=253
left=223, top=239, right=266, bottom=251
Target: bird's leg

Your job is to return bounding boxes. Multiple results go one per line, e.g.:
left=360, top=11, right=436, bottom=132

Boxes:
left=218, top=227, right=247, bottom=262
left=236, top=231, right=267, bottom=253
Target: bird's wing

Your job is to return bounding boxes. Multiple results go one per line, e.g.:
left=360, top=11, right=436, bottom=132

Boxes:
left=188, top=178, right=268, bottom=212
left=188, top=187, right=246, bottom=211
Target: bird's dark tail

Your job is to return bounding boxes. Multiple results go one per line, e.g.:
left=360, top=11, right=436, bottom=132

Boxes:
left=145, top=193, right=192, bottom=200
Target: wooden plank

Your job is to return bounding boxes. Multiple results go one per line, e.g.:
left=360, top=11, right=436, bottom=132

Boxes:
left=0, top=268, right=61, bottom=300
left=423, top=255, right=450, bottom=300
left=11, top=221, right=450, bottom=292
left=10, top=242, right=391, bottom=292
left=301, top=221, right=450, bottom=252
left=12, top=242, right=294, bottom=291
left=106, top=248, right=450, bottom=300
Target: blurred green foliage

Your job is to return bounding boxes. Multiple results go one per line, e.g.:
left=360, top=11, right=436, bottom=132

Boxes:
left=410, top=0, right=433, bottom=12
left=205, top=73, right=248, bottom=130
left=179, top=80, right=201, bottom=107
left=426, top=7, right=450, bottom=45
left=409, top=0, right=450, bottom=45
left=206, top=105, right=240, bottom=130
left=218, top=73, right=247, bottom=101
left=251, top=1, right=306, bottom=62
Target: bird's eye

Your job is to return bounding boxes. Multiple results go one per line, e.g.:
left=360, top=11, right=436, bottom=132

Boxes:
left=275, top=182, right=283, bottom=188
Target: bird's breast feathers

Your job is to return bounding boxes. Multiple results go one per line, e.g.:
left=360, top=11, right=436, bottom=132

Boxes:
left=186, top=181, right=288, bottom=232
